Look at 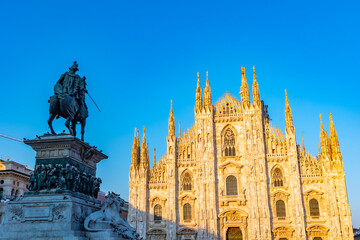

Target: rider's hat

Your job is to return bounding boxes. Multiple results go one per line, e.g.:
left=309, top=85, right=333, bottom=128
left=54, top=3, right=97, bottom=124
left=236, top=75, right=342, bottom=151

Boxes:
left=69, top=61, right=79, bottom=72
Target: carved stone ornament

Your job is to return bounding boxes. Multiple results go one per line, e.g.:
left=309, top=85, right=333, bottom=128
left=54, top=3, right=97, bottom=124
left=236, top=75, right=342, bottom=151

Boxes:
left=8, top=206, right=23, bottom=222
left=52, top=204, right=67, bottom=220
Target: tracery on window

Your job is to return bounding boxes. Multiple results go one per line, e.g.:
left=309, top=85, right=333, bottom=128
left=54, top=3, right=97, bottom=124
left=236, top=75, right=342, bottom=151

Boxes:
left=182, top=172, right=192, bottom=191
left=223, top=128, right=236, bottom=156
left=272, top=167, right=284, bottom=187
left=226, top=175, right=238, bottom=195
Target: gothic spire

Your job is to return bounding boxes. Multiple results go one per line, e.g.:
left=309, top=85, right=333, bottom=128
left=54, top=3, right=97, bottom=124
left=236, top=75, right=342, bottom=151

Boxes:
left=319, top=114, right=331, bottom=157
left=240, top=66, right=250, bottom=107
left=153, top=148, right=157, bottom=168
left=140, top=126, right=149, bottom=167
left=252, top=66, right=260, bottom=106
left=168, top=100, right=175, bottom=136
left=285, top=89, right=293, bottom=128
left=329, top=113, right=341, bottom=156
left=302, top=134, right=306, bottom=152
left=178, top=121, right=181, bottom=139
left=195, top=72, right=203, bottom=112
left=131, top=127, right=140, bottom=167
left=204, top=71, right=212, bottom=109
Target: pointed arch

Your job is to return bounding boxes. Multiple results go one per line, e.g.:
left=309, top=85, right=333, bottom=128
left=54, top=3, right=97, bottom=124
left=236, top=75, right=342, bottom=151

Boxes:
left=222, top=125, right=237, bottom=157
left=271, top=165, right=284, bottom=187
left=180, top=170, right=193, bottom=191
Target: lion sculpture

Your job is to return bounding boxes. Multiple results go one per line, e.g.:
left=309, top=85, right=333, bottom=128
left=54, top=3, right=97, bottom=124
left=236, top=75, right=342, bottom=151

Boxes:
left=84, top=192, right=142, bottom=239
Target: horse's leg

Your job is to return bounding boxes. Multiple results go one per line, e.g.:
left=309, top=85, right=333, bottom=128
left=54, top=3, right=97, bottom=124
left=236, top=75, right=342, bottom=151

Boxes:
left=48, top=113, right=56, bottom=134
left=81, top=118, right=86, bottom=141
left=65, top=116, right=74, bottom=136
left=72, top=119, right=77, bottom=137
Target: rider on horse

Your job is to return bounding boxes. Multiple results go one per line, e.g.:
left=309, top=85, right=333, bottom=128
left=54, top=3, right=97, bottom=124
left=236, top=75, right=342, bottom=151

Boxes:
left=48, top=61, right=89, bottom=140
left=54, top=61, right=89, bottom=120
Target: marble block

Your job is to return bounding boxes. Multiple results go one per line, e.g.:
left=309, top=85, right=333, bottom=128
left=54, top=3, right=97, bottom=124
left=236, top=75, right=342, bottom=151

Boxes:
left=0, top=192, right=100, bottom=240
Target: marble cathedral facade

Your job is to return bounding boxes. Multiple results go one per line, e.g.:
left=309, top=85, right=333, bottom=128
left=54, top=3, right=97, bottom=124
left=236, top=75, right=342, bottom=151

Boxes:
left=128, top=67, right=353, bottom=240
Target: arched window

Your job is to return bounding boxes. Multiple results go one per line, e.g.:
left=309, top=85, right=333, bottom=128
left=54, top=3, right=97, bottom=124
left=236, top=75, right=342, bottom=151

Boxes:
left=0, top=188, right=3, bottom=199
left=224, top=129, right=236, bottom=156
left=15, top=190, right=19, bottom=198
left=276, top=200, right=286, bottom=218
left=309, top=198, right=320, bottom=216
left=182, top=172, right=192, bottom=191
left=272, top=168, right=284, bottom=187
left=226, top=175, right=238, bottom=195
left=226, top=227, right=243, bottom=240
left=11, top=189, right=14, bottom=197
left=183, top=203, right=192, bottom=221
left=154, top=204, right=162, bottom=223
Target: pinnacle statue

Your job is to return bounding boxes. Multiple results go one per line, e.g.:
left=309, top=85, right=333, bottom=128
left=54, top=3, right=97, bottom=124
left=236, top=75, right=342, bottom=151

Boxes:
left=48, top=61, right=90, bottom=141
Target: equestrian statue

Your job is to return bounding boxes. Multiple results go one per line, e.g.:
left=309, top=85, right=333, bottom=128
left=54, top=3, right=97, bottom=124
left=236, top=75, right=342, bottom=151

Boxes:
left=48, top=61, right=98, bottom=141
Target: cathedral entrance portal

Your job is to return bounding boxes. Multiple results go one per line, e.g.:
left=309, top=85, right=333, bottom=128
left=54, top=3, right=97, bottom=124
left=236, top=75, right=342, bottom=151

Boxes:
left=219, top=210, right=248, bottom=239
left=226, top=227, right=243, bottom=240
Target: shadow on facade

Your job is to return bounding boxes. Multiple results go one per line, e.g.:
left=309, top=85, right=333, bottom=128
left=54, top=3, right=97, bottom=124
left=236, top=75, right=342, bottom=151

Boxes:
left=127, top=203, right=231, bottom=240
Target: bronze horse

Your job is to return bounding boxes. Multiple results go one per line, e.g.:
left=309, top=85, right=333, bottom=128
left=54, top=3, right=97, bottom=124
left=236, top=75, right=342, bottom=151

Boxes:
left=48, top=93, right=86, bottom=141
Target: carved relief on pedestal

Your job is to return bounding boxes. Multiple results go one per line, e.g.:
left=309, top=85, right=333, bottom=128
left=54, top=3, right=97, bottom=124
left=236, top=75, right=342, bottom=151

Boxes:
left=52, top=203, right=67, bottom=221
left=7, top=206, right=23, bottom=222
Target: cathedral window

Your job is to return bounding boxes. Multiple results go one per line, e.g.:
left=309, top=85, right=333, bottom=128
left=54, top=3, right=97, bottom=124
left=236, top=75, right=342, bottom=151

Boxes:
left=226, top=175, right=238, bottom=195
left=223, top=128, right=236, bottom=156
left=309, top=198, right=320, bottom=216
left=154, top=204, right=162, bottom=223
left=183, top=203, right=192, bottom=221
left=272, top=168, right=284, bottom=187
left=276, top=200, right=286, bottom=218
left=182, top=172, right=192, bottom=191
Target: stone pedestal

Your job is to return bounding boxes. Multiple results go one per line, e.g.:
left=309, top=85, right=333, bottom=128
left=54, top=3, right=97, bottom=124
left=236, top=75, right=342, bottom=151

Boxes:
left=0, top=192, right=100, bottom=240
left=25, top=134, right=107, bottom=177
left=0, top=134, right=110, bottom=240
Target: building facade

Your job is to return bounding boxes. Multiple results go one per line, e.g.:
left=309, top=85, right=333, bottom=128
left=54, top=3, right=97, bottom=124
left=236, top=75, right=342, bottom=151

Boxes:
left=128, top=67, right=353, bottom=240
left=0, top=158, right=31, bottom=223
left=0, top=159, right=31, bottom=199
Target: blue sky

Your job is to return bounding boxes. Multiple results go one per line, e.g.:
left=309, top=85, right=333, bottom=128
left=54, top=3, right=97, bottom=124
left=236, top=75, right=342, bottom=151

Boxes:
left=0, top=0, right=359, bottom=225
